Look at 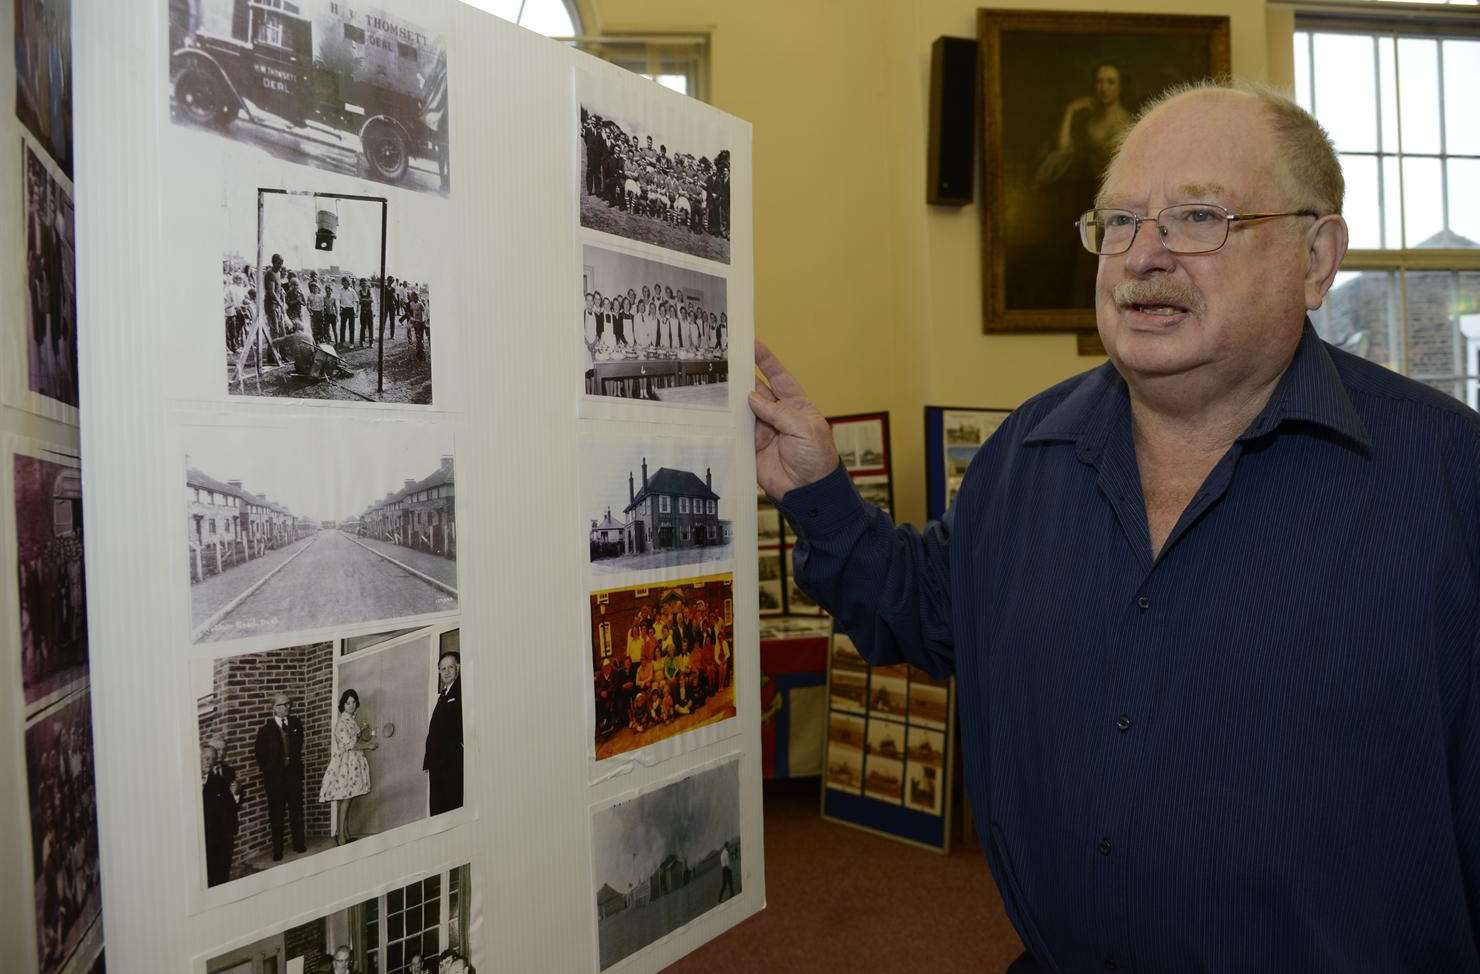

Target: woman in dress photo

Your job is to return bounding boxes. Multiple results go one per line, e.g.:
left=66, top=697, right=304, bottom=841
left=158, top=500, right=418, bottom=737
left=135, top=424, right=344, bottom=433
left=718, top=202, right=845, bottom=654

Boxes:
left=318, top=688, right=377, bottom=845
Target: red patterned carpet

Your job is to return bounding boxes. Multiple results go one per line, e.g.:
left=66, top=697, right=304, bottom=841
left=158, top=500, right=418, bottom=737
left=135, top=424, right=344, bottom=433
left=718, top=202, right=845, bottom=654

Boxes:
left=665, top=778, right=1024, bottom=973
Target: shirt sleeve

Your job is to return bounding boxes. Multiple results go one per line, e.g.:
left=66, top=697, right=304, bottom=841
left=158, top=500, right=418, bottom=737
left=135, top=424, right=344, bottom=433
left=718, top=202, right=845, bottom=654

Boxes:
left=775, top=464, right=955, bottom=678
left=1460, top=626, right=1480, bottom=944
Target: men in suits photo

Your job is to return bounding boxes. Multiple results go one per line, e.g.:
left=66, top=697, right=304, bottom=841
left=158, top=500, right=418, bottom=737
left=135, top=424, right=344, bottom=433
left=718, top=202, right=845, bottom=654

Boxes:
left=424, top=651, right=463, bottom=815
left=253, top=692, right=306, bottom=861
left=201, top=736, right=241, bottom=887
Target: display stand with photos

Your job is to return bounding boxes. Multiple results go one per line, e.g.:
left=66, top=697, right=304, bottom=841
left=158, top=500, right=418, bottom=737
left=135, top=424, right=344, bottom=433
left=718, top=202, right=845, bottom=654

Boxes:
left=924, top=405, right=1012, bottom=520
left=821, top=625, right=957, bottom=852
left=0, top=5, right=763, bottom=973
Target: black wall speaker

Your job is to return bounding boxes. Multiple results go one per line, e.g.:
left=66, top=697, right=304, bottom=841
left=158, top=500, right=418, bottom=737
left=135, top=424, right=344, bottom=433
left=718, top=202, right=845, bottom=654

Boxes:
left=927, top=36, right=977, bottom=207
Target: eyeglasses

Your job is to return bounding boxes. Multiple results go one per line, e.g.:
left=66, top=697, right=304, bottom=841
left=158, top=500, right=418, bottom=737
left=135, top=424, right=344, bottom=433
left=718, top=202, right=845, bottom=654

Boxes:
left=1076, top=203, right=1319, bottom=256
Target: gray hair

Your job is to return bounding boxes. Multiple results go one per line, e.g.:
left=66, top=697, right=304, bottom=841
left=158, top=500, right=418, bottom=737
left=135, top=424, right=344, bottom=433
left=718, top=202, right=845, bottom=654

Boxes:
left=1104, top=78, right=1344, bottom=216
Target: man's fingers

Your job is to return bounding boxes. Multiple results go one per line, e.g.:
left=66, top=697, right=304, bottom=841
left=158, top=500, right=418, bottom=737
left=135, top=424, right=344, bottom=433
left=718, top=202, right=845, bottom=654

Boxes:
left=748, top=390, right=811, bottom=437
left=751, top=374, right=779, bottom=403
left=754, top=418, right=778, bottom=452
left=754, top=339, right=808, bottom=401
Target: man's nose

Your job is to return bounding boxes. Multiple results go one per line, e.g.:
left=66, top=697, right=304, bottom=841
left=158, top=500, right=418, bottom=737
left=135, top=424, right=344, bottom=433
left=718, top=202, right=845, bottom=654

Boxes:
left=1122, top=218, right=1179, bottom=277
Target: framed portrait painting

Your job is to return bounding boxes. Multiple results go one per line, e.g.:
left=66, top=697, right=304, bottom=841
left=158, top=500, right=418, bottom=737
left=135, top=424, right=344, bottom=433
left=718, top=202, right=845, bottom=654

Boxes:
left=977, top=9, right=1231, bottom=333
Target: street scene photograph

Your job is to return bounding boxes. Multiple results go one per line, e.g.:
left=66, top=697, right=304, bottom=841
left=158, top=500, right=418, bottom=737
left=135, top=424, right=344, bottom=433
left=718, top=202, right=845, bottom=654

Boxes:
left=584, top=435, right=735, bottom=576
left=203, top=863, right=477, bottom=972
left=590, top=573, right=735, bottom=761
left=192, top=625, right=464, bottom=891
left=168, top=0, right=451, bottom=195
left=592, top=758, right=741, bottom=970
left=23, top=143, right=77, bottom=409
left=13, top=452, right=87, bottom=712
left=579, top=76, right=731, bottom=264
left=184, top=421, right=458, bottom=644
left=582, top=243, right=728, bottom=408
left=225, top=189, right=434, bottom=404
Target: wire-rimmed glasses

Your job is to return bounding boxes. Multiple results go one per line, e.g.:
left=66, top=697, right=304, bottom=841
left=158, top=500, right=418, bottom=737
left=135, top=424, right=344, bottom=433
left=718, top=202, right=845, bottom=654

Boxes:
left=1076, top=203, right=1319, bottom=256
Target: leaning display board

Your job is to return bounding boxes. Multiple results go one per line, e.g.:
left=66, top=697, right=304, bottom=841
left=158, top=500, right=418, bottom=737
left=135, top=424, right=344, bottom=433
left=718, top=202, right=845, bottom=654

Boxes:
left=924, top=406, right=1012, bottom=520
left=0, top=4, right=761, bottom=972
left=821, top=625, right=958, bottom=852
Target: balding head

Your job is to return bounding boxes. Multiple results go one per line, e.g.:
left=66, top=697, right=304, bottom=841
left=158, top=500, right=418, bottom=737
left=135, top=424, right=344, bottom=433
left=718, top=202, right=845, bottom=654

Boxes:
left=1102, top=80, right=1343, bottom=218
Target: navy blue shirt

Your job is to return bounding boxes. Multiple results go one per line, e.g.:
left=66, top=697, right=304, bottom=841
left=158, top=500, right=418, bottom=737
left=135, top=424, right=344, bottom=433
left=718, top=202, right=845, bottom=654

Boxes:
left=779, top=325, right=1480, bottom=971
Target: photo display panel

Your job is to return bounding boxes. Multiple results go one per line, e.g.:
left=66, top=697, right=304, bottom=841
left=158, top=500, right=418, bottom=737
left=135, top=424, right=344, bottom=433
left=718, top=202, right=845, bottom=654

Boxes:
left=29, top=3, right=760, bottom=972
left=923, top=406, right=1012, bottom=521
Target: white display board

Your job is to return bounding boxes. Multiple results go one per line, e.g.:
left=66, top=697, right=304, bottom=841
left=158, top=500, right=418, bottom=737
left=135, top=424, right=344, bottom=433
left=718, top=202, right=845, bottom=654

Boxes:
left=0, top=2, right=762, bottom=971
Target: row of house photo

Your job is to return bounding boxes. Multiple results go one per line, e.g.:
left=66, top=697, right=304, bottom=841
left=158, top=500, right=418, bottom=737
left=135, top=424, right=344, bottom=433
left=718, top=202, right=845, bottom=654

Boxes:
left=348, top=455, right=457, bottom=559
left=186, top=467, right=311, bottom=583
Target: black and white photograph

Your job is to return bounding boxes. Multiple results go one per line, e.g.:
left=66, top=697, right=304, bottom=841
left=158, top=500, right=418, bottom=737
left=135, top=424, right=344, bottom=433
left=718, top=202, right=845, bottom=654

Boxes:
left=907, top=670, right=949, bottom=729
left=784, top=547, right=820, bottom=615
left=868, top=664, right=908, bottom=720
left=200, top=863, right=477, bottom=973
left=757, top=549, right=782, bottom=617
left=591, top=757, right=742, bottom=970
left=906, top=727, right=946, bottom=816
left=193, top=625, right=464, bottom=891
left=579, top=83, right=732, bottom=264
left=25, top=687, right=102, bottom=974
left=853, top=475, right=892, bottom=517
left=226, top=189, right=434, bottom=404
left=756, top=490, right=781, bottom=543
left=15, top=0, right=71, bottom=177
left=168, top=0, right=451, bottom=195
left=13, top=451, right=87, bottom=711
left=865, top=719, right=906, bottom=805
left=584, top=435, right=735, bottom=576
left=832, top=417, right=887, bottom=474
left=826, top=712, right=865, bottom=795
left=184, top=422, right=457, bottom=644
left=23, top=142, right=77, bottom=409
left=828, top=634, right=867, bottom=715
left=582, top=244, right=728, bottom=408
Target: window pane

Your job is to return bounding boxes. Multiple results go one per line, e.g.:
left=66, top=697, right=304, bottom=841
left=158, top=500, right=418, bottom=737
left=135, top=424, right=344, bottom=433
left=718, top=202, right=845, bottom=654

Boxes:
left=1313, top=33, right=1379, bottom=151
left=406, top=904, right=422, bottom=931
left=1314, top=270, right=1402, bottom=370
left=388, top=888, right=404, bottom=913
left=1448, top=159, right=1480, bottom=245
left=389, top=911, right=404, bottom=941
left=1379, top=37, right=1399, bottom=153
left=1405, top=271, right=1464, bottom=399
left=1403, top=156, right=1445, bottom=246
left=1445, top=40, right=1480, bottom=154
left=422, top=929, right=440, bottom=959
left=407, top=881, right=423, bottom=907
left=1340, top=154, right=1382, bottom=249
left=1397, top=38, right=1442, bottom=154
left=1295, top=33, right=1312, bottom=111
left=1383, top=155, right=1403, bottom=249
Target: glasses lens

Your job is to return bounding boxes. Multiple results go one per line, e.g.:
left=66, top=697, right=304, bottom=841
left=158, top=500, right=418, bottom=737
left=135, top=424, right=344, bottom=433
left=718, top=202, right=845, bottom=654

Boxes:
left=1160, top=204, right=1228, bottom=254
left=1080, top=209, right=1136, bottom=254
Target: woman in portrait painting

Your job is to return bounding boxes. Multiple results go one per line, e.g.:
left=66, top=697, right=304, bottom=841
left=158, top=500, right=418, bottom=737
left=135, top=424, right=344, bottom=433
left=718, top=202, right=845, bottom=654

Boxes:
left=1033, top=62, right=1134, bottom=303
left=318, top=688, right=378, bottom=845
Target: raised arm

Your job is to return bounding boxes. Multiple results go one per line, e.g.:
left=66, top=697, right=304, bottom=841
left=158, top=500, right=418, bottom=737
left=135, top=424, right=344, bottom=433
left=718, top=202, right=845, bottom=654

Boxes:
left=748, top=341, right=955, bottom=675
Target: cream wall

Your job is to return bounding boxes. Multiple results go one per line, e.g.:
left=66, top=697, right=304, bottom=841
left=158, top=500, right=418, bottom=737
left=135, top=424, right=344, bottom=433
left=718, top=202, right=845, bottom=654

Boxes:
left=591, top=0, right=1278, bottom=525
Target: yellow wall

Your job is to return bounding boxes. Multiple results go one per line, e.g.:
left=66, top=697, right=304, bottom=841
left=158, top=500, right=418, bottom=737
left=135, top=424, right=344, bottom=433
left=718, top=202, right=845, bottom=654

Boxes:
left=591, top=0, right=1278, bottom=525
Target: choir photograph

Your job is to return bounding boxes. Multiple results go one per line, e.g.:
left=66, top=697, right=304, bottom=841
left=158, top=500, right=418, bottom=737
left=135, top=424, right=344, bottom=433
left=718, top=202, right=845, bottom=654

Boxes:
left=22, top=144, right=77, bottom=409
left=13, top=452, right=86, bottom=710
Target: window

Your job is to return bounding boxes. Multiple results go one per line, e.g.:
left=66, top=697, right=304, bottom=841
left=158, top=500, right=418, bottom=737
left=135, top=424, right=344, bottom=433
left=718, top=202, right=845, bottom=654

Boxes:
left=1296, top=14, right=1480, bottom=408
left=707, top=499, right=716, bottom=515
left=679, top=497, right=690, bottom=514
left=460, top=0, right=579, bottom=38
left=343, top=22, right=365, bottom=44
left=577, top=33, right=711, bottom=102
left=660, top=496, right=671, bottom=514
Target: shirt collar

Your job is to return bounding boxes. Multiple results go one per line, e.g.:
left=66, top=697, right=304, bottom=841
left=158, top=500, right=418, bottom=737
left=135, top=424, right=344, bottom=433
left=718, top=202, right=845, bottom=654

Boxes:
left=1023, top=320, right=1371, bottom=456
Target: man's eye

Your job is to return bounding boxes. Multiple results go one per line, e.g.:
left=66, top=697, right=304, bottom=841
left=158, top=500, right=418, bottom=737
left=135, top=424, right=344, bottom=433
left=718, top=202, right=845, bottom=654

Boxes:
left=1179, top=207, right=1221, bottom=224
left=1104, top=212, right=1135, bottom=228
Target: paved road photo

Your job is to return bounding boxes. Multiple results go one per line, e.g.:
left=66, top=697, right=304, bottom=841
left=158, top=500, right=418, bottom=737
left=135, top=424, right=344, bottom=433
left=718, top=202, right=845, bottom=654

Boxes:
left=192, top=530, right=457, bottom=643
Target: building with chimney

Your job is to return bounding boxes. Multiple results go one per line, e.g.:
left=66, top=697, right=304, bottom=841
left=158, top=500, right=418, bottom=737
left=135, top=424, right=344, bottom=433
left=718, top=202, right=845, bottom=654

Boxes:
left=357, top=455, right=456, bottom=557
left=185, top=467, right=305, bottom=582
left=619, top=457, right=725, bottom=555
left=589, top=509, right=626, bottom=560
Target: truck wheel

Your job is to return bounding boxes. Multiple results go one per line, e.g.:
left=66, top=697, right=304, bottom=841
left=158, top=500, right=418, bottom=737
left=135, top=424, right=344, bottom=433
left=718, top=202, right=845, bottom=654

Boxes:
left=362, top=118, right=409, bottom=182
left=175, top=65, right=234, bottom=129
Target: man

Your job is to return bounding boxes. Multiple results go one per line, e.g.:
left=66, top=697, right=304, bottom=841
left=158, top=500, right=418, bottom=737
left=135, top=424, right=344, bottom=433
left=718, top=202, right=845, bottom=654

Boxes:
left=263, top=254, right=287, bottom=338
left=338, top=276, right=355, bottom=347
left=717, top=841, right=735, bottom=903
left=382, top=274, right=400, bottom=341
left=252, top=692, right=306, bottom=861
left=323, top=273, right=340, bottom=346
left=406, top=289, right=429, bottom=360
left=357, top=278, right=374, bottom=348
left=750, top=81, right=1479, bottom=970
left=424, top=651, right=463, bottom=815
left=200, top=738, right=241, bottom=887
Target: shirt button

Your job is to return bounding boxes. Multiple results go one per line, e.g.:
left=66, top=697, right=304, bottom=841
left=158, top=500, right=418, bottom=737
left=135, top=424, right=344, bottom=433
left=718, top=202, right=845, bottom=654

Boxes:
left=1104, top=961, right=1120, bottom=972
left=1136, top=595, right=1151, bottom=611
left=1097, top=837, right=1112, bottom=856
left=1116, top=714, right=1133, bottom=732
left=807, top=507, right=818, bottom=517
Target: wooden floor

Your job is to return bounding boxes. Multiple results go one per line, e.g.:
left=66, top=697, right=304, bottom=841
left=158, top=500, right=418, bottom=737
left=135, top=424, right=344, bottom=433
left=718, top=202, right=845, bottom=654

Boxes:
left=665, top=777, right=1025, bottom=973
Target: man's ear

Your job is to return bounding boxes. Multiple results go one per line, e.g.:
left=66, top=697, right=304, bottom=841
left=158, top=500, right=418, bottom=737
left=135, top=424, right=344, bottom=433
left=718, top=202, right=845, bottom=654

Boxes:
left=1305, top=214, right=1349, bottom=311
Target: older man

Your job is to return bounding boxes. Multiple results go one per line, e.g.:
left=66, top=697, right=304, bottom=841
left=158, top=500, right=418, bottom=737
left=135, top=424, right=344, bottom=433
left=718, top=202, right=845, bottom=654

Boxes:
left=424, top=651, right=463, bottom=815
left=253, top=692, right=305, bottom=862
left=751, top=81, right=1479, bottom=970
left=200, top=737, right=240, bottom=887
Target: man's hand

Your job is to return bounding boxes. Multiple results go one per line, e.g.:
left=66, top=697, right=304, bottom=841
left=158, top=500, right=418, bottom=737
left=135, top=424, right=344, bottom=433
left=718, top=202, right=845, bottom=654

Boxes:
left=749, top=340, right=840, bottom=498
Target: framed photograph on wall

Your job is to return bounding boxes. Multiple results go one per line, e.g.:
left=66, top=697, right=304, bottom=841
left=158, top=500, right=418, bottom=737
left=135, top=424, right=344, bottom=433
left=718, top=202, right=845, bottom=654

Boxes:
left=977, top=9, right=1230, bottom=333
